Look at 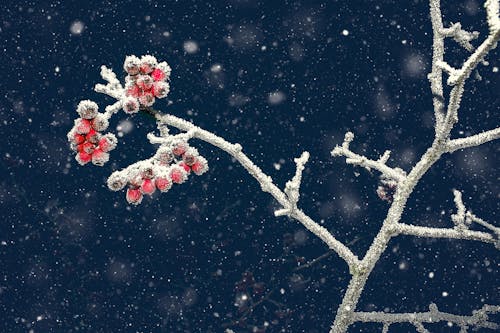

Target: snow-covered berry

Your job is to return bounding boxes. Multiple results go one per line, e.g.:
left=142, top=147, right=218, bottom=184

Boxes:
left=155, top=176, right=172, bottom=192
left=91, top=148, right=109, bottom=166
left=170, top=165, right=188, bottom=184
left=139, top=55, right=158, bottom=74
left=126, top=188, right=143, bottom=205
left=136, top=75, right=154, bottom=90
left=75, top=118, right=92, bottom=134
left=122, top=96, right=140, bottom=114
left=98, top=134, right=118, bottom=152
left=151, top=68, right=166, bottom=81
left=76, top=151, right=92, bottom=165
left=91, top=114, right=109, bottom=132
left=140, top=178, right=156, bottom=195
left=191, top=156, right=208, bottom=175
left=138, top=92, right=155, bottom=107
left=124, top=55, right=141, bottom=75
left=152, top=81, right=170, bottom=98
left=107, top=172, right=127, bottom=191
left=77, top=100, right=99, bottom=119
left=172, top=142, right=188, bottom=156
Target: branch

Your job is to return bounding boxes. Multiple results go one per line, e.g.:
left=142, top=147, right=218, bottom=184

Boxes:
left=150, top=110, right=360, bottom=270
left=352, top=304, right=500, bottom=331
left=394, top=222, right=497, bottom=245
left=446, top=127, right=500, bottom=152
left=331, top=132, right=406, bottom=182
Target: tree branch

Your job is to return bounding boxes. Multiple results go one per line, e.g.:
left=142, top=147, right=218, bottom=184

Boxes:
left=331, top=132, right=406, bottom=182
left=352, top=304, right=500, bottom=331
left=446, top=127, right=500, bottom=152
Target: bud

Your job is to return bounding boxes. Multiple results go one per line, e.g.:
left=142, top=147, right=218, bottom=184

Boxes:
left=152, top=81, right=170, bottom=98
left=140, top=178, right=156, bottom=195
left=76, top=100, right=99, bottom=119
left=126, top=188, right=143, bottom=205
left=91, top=148, right=109, bottom=166
left=191, top=156, right=208, bottom=175
left=122, top=96, right=140, bottom=114
left=75, top=118, right=92, bottom=134
left=124, top=55, right=141, bottom=75
left=91, top=114, right=109, bottom=131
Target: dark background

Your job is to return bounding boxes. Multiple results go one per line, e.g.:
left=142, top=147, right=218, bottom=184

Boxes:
left=0, top=0, right=498, bottom=332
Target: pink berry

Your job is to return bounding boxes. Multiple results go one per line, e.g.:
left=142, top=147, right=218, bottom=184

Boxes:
left=152, top=81, right=170, bottom=98
left=138, top=92, right=155, bottom=107
left=76, top=151, right=92, bottom=165
left=170, top=166, right=188, bottom=184
left=136, top=75, right=154, bottom=90
left=155, top=177, right=172, bottom=192
left=179, top=161, right=191, bottom=173
left=75, top=118, right=92, bottom=134
left=172, top=142, right=187, bottom=156
left=191, top=157, right=208, bottom=176
left=151, top=68, right=166, bottom=81
left=124, top=55, right=141, bottom=75
left=182, top=148, right=198, bottom=166
left=91, top=148, right=109, bottom=166
left=91, top=114, right=109, bottom=132
left=140, top=178, right=156, bottom=195
left=139, top=55, right=157, bottom=74
left=98, top=134, right=118, bottom=152
left=125, top=84, right=141, bottom=98
left=126, top=188, right=143, bottom=205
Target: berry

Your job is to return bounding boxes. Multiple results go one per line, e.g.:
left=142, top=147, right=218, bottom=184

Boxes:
left=107, top=172, right=127, bottom=191
left=170, top=166, right=188, bottom=184
left=139, top=55, right=158, bottom=74
left=122, top=96, right=140, bottom=114
left=152, top=81, right=170, bottom=98
left=75, top=118, right=92, bottom=134
left=76, top=151, right=92, bottom=165
left=191, top=156, right=208, bottom=175
left=126, top=188, right=143, bottom=205
left=155, top=177, right=172, bottom=192
left=86, top=129, right=99, bottom=144
left=91, top=114, right=109, bottom=132
left=151, top=68, right=166, bottom=81
left=136, top=75, right=154, bottom=90
left=77, top=100, right=99, bottom=119
left=138, top=92, right=155, bottom=107
left=99, top=134, right=118, bottom=152
left=81, top=141, right=95, bottom=154
left=172, top=142, right=188, bottom=156
left=140, top=179, right=156, bottom=195
left=124, top=55, right=141, bottom=75
left=91, top=148, right=109, bottom=166
left=73, top=133, right=85, bottom=145
left=179, top=161, right=191, bottom=173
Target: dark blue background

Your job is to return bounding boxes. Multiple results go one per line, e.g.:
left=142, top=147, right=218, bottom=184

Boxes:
left=0, top=0, right=498, bottom=332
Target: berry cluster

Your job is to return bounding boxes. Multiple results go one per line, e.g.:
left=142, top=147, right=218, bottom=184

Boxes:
left=67, top=100, right=118, bottom=166
left=107, top=141, right=208, bottom=205
left=121, top=55, right=171, bottom=114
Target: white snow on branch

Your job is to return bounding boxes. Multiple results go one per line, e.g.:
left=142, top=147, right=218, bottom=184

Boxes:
left=331, top=132, right=406, bottom=182
left=446, top=127, right=500, bottom=152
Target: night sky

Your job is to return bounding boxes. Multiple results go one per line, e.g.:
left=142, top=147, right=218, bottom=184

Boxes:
left=0, top=0, right=498, bottom=332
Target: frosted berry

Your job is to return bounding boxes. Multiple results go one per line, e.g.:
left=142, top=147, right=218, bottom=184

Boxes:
left=122, top=96, right=140, bottom=114
left=172, top=142, right=188, bottom=156
left=182, top=148, right=198, bottom=166
left=179, top=161, right=191, bottom=173
left=154, top=146, right=174, bottom=164
left=170, top=166, right=188, bottom=184
left=139, top=55, right=158, bottom=74
left=136, top=75, right=154, bottom=90
left=77, top=100, right=99, bottom=119
left=151, top=68, right=166, bottom=81
left=126, top=188, right=143, bottom=205
left=98, top=134, right=118, bottom=152
left=138, top=92, right=155, bottom=107
left=107, top=172, right=127, bottom=191
left=80, top=141, right=95, bottom=154
left=75, top=118, right=92, bottom=134
left=125, top=83, right=141, bottom=98
left=86, top=129, right=99, bottom=144
left=152, top=81, right=170, bottom=98
left=124, top=55, right=141, bottom=75
left=76, top=151, right=92, bottom=165
left=73, top=133, right=85, bottom=145
left=91, top=114, right=109, bottom=132
left=191, top=156, right=208, bottom=175
left=155, top=177, right=172, bottom=192
left=140, top=178, right=156, bottom=195
left=91, top=148, right=109, bottom=166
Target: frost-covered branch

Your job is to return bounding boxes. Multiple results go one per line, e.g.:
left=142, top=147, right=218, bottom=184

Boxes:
left=275, top=151, right=310, bottom=217
left=331, top=132, right=406, bottom=182
left=394, top=223, right=497, bottom=245
left=446, top=127, right=500, bottom=152
left=352, top=304, right=500, bottom=331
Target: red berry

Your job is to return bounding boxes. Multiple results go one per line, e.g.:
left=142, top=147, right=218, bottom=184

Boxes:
left=138, top=92, right=155, bottom=106
left=91, top=148, right=109, bottom=166
left=73, top=133, right=85, bottom=145
left=98, top=135, right=117, bottom=153
left=136, top=75, right=153, bottom=90
left=172, top=142, right=187, bottom=156
left=126, top=84, right=141, bottom=98
left=179, top=161, right=191, bottom=173
left=81, top=141, right=95, bottom=154
left=152, top=81, right=170, bottom=98
left=155, top=177, right=171, bottom=192
left=126, top=188, right=143, bottom=205
left=75, top=118, right=92, bottom=134
left=191, top=157, right=208, bottom=175
left=151, top=68, right=166, bottom=81
left=170, top=166, right=188, bottom=184
left=76, top=151, right=92, bottom=165
left=140, top=178, right=156, bottom=195
left=86, top=129, right=99, bottom=144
